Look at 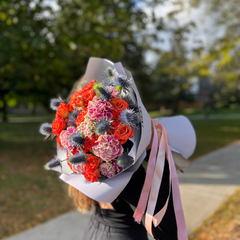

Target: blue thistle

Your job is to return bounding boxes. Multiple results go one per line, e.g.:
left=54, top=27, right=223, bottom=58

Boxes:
left=68, top=152, right=87, bottom=165
left=94, top=119, right=112, bottom=135
left=117, top=154, right=134, bottom=169
left=114, top=74, right=132, bottom=91
left=93, top=82, right=112, bottom=101
left=120, top=93, right=138, bottom=111
left=119, top=109, right=140, bottom=128
left=39, top=123, right=52, bottom=137
left=50, top=98, right=61, bottom=110
left=68, top=110, right=80, bottom=126
left=106, top=67, right=114, bottom=78
left=44, top=158, right=61, bottom=170
left=69, top=132, right=85, bottom=147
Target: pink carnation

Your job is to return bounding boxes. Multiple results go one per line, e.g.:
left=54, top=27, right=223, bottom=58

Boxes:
left=72, top=162, right=87, bottom=174
left=88, top=96, right=113, bottom=121
left=99, top=162, right=116, bottom=178
left=107, top=86, right=120, bottom=97
left=78, top=117, right=96, bottom=138
left=60, top=126, right=78, bottom=153
left=99, top=160, right=123, bottom=178
left=92, top=135, right=123, bottom=162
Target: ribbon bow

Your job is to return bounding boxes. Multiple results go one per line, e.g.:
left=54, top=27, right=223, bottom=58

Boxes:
left=133, top=119, right=188, bottom=240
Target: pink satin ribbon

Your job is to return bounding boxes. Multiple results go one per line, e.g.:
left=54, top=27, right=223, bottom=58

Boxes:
left=133, top=119, right=188, bottom=240
left=133, top=121, right=158, bottom=223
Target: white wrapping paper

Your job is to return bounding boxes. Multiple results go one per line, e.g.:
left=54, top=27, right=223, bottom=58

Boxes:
left=58, top=57, right=196, bottom=203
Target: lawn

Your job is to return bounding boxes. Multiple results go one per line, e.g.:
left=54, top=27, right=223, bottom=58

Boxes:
left=189, top=188, right=240, bottom=240
left=0, top=123, right=74, bottom=239
left=0, top=118, right=239, bottom=238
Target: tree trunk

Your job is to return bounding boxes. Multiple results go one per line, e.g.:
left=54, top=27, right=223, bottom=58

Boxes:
left=172, top=92, right=181, bottom=115
left=172, top=99, right=179, bottom=115
left=1, top=94, right=8, bottom=123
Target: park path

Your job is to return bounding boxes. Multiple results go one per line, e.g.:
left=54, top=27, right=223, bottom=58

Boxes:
left=2, top=141, right=240, bottom=240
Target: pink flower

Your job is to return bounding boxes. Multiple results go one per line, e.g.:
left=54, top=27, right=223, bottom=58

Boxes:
left=99, top=160, right=123, bottom=178
left=99, top=162, right=116, bottom=178
left=60, top=126, right=78, bottom=153
left=78, top=116, right=96, bottom=138
left=107, top=86, right=120, bottom=97
left=92, top=135, right=123, bottom=162
left=72, top=162, right=87, bottom=174
left=88, top=96, right=113, bottom=121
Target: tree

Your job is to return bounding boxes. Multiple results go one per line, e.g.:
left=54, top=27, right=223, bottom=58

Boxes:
left=151, top=26, right=195, bottom=114
left=185, top=0, right=240, bottom=114
left=0, top=0, right=55, bottom=122
left=0, top=0, right=159, bottom=122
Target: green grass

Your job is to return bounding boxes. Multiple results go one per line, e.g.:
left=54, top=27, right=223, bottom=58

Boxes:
left=190, top=119, right=240, bottom=159
left=0, top=123, right=74, bottom=239
left=148, top=107, right=240, bottom=118
left=0, top=118, right=239, bottom=238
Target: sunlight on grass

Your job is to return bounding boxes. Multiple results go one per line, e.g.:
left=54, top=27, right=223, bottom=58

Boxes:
left=220, top=126, right=240, bottom=133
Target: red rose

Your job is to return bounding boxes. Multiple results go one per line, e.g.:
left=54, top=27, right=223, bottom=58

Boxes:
left=71, top=147, right=80, bottom=155
left=75, top=108, right=88, bottom=126
left=82, top=80, right=96, bottom=92
left=56, top=103, right=69, bottom=119
left=82, top=89, right=96, bottom=106
left=81, top=136, right=97, bottom=153
left=82, top=168, right=101, bottom=182
left=111, top=109, right=121, bottom=119
left=52, top=117, right=66, bottom=135
left=69, top=91, right=83, bottom=107
left=86, top=155, right=101, bottom=170
left=67, top=103, right=74, bottom=112
left=114, top=125, right=134, bottom=144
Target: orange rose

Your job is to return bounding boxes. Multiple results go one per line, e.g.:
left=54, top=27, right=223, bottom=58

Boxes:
left=69, top=91, right=83, bottom=107
left=87, top=155, right=101, bottom=170
left=110, top=97, right=129, bottom=113
left=82, top=89, right=96, bottom=106
left=52, top=117, right=66, bottom=135
left=75, top=108, right=88, bottom=126
left=114, top=125, right=134, bottom=144
left=56, top=103, right=69, bottom=119
left=82, top=80, right=96, bottom=92
left=82, top=168, right=101, bottom=182
left=67, top=103, right=74, bottom=112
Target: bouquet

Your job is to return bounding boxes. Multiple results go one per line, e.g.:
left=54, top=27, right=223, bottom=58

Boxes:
left=39, top=67, right=140, bottom=182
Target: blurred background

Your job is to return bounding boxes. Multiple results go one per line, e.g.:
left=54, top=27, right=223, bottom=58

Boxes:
left=0, top=0, right=240, bottom=239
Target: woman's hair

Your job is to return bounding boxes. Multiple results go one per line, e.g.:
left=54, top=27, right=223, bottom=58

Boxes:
left=68, top=185, right=98, bottom=213
left=67, top=75, right=85, bottom=102
left=67, top=74, right=98, bottom=213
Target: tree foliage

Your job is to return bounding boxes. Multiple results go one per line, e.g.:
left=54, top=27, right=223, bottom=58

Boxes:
left=0, top=0, right=156, bottom=122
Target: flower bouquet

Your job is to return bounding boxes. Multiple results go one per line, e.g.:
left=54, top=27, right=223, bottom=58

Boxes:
left=40, top=67, right=141, bottom=183
left=40, top=58, right=196, bottom=239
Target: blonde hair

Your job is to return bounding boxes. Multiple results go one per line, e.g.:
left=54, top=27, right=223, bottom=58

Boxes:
left=68, top=185, right=98, bottom=213
left=67, top=75, right=85, bottom=102
left=67, top=75, right=98, bottom=213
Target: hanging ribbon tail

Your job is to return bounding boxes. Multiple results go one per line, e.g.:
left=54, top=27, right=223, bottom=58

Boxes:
left=133, top=120, right=158, bottom=223
left=133, top=119, right=188, bottom=240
